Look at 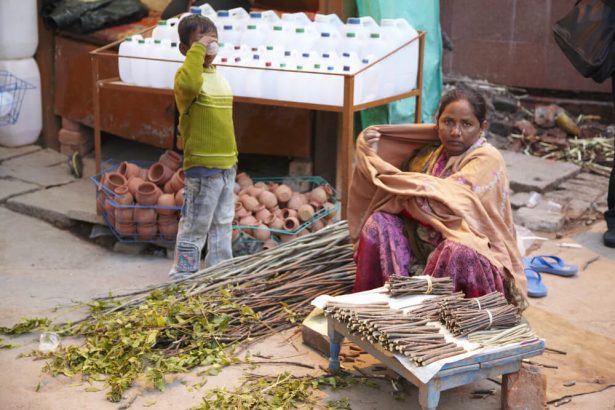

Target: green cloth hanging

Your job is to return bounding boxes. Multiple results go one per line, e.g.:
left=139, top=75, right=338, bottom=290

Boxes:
left=355, top=0, right=443, bottom=127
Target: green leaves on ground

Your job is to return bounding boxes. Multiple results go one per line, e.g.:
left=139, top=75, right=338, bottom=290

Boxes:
left=0, top=318, right=51, bottom=335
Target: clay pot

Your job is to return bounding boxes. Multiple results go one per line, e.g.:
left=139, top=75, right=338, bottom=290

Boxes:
left=258, top=190, right=278, bottom=209
left=254, top=224, right=271, bottom=241
left=117, top=161, right=142, bottom=180
left=159, top=216, right=179, bottom=240
left=298, top=204, right=315, bottom=222
left=96, top=193, right=104, bottom=214
left=262, top=240, right=277, bottom=250
left=113, top=186, right=134, bottom=223
left=282, top=208, right=298, bottom=219
left=284, top=217, right=300, bottom=231
left=240, top=194, right=259, bottom=212
left=159, top=150, right=183, bottom=171
left=254, top=206, right=271, bottom=222
left=247, top=185, right=264, bottom=197
left=127, top=177, right=145, bottom=197
left=323, top=202, right=336, bottom=220
left=157, top=193, right=177, bottom=215
left=148, top=162, right=174, bottom=186
left=267, top=215, right=284, bottom=230
left=169, top=169, right=185, bottom=192
left=137, top=223, right=157, bottom=240
left=175, top=189, right=185, bottom=208
left=309, top=201, right=323, bottom=211
left=115, top=221, right=136, bottom=236
left=235, top=202, right=249, bottom=218
left=105, top=172, right=127, bottom=192
left=134, top=208, right=157, bottom=224
left=239, top=215, right=257, bottom=227
left=297, top=229, right=309, bottom=237
left=287, top=193, right=307, bottom=210
left=136, top=182, right=162, bottom=205
left=273, top=207, right=284, bottom=218
left=233, top=183, right=241, bottom=194
left=310, top=219, right=325, bottom=233
left=159, top=214, right=178, bottom=224
left=236, top=172, right=252, bottom=189
left=323, top=184, right=334, bottom=198
left=114, top=185, right=133, bottom=205
left=310, top=186, right=327, bottom=205
left=279, top=233, right=294, bottom=243
left=103, top=198, right=115, bottom=220
left=163, top=181, right=174, bottom=194
left=267, top=183, right=279, bottom=192
left=274, top=184, right=292, bottom=203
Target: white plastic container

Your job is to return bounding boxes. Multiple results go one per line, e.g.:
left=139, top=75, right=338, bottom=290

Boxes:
left=166, top=17, right=181, bottom=43
left=364, top=32, right=387, bottom=59
left=229, top=7, right=250, bottom=31
left=314, top=13, right=344, bottom=35
left=268, top=24, right=290, bottom=51
left=131, top=38, right=151, bottom=87
left=0, top=58, right=41, bottom=147
left=379, top=18, right=419, bottom=97
left=354, top=55, right=382, bottom=104
left=197, top=3, right=216, bottom=19
left=165, top=41, right=184, bottom=89
left=153, top=20, right=175, bottom=41
left=241, top=23, right=266, bottom=50
left=243, top=54, right=265, bottom=98
left=219, top=23, right=243, bottom=48
left=0, top=0, right=38, bottom=60
left=290, top=27, right=317, bottom=54
left=215, top=10, right=233, bottom=35
left=314, top=31, right=341, bottom=55
left=118, top=36, right=140, bottom=84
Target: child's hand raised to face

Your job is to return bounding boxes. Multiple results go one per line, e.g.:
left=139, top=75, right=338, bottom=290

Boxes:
left=197, top=34, right=217, bottom=48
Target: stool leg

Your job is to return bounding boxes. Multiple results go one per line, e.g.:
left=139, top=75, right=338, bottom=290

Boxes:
left=419, top=381, right=441, bottom=410
left=327, top=321, right=344, bottom=372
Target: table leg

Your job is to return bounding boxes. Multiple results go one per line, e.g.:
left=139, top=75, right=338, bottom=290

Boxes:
left=327, top=321, right=345, bottom=372
left=419, top=381, right=441, bottom=410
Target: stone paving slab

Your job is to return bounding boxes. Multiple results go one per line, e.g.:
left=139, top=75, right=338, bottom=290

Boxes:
left=514, top=205, right=566, bottom=232
left=0, top=178, right=40, bottom=202
left=501, top=151, right=580, bottom=193
left=6, top=178, right=100, bottom=228
left=0, top=145, right=41, bottom=162
left=0, top=148, right=76, bottom=187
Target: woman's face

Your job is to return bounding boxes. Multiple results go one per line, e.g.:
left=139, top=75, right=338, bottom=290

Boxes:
left=437, top=99, right=485, bottom=156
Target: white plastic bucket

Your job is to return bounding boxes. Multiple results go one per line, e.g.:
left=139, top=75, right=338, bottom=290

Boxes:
left=0, top=0, right=38, bottom=60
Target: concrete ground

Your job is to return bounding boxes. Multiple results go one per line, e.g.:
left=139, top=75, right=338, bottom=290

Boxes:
left=0, top=144, right=614, bottom=409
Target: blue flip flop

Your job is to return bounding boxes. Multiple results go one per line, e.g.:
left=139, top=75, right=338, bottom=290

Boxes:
left=524, top=255, right=578, bottom=277
left=525, top=268, right=547, bottom=298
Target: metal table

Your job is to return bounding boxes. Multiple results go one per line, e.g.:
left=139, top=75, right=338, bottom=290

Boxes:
left=327, top=317, right=544, bottom=410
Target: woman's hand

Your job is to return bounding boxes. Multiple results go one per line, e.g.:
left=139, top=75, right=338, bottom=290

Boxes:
left=364, top=127, right=381, bottom=153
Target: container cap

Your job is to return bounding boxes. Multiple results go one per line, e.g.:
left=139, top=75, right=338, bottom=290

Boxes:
left=217, top=10, right=229, bottom=17
left=322, top=53, right=330, bottom=58
left=321, top=32, right=330, bottom=37
left=273, top=26, right=283, bottom=31
left=154, top=39, right=161, bottom=44
left=248, top=25, right=257, bottom=30
left=284, top=51, right=292, bottom=56
left=302, top=53, right=310, bottom=58
left=296, top=65, right=304, bottom=70
left=266, top=45, right=274, bottom=50
left=362, top=58, right=369, bottom=64
left=280, top=63, right=287, bottom=68
left=190, top=6, right=201, bottom=14
left=125, top=37, right=133, bottom=42
left=347, top=17, right=361, bottom=24
left=346, top=32, right=356, bottom=38
left=327, top=66, right=334, bottom=71
left=221, top=57, right=228, bottom=62
left=157, top=21, right=167, bottom=26
left=253, top=54, right=260, bottom=60
left=250, top=12, right=262, bottom=18
left=343, top=65, right=351, bottom=71
left=296, top=28, right=305, bottom=33
left=234, top=45, right=241, bottom=50
left=251, top=47, right=258, bottom=52
left=171, top=42, right=177, bottom=47
left=342, top=52, right=350, bottom=57
left=265, top=62, right=272, bottom=67
left=314, top=63, right=321, bottom=69
left=234, top=57, right=241, bottom=62
left=370, top=33, right=381, bottom=38
left=138, top=39, right=145, bottom=43
left=224, top=25, right=233, bottom=30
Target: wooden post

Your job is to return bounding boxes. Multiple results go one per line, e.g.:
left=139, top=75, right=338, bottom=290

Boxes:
left=91, top=54, right=102, bottom=176
left=414, top=32, right=426, bottom=124
left=338, top=75, right=355, bottom=219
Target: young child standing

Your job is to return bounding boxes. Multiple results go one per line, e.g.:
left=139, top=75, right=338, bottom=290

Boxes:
left=170, top=14, right=238, bottom=279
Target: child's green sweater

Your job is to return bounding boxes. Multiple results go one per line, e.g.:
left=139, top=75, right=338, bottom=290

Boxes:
left=174, top=42, right=237, bottom=170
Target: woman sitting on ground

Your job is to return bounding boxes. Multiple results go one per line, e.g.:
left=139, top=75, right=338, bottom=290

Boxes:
left=348, top=88, right=527, bottom=309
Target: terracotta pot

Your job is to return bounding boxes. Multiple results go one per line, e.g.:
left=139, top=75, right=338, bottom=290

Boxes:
left=163, top=180, right=174, bottom=194
left=258, top=190, right=278, bottom=209
left=114, top=185, right=133, bottom=205
left=267, top=183, right=279, bottom=192
left=103, top=197, right=115, bottom=219
left=159, top=150, right=183, bottom=171
left=298, top=204, right=315, bottom=222
left=323, top=184, right=334, bottom=199
left=138, top=168, right=148, bottom=180
left=233, top=183, right=241, bottom=194
left=115, top=221, right=136, bottom=236
left=309, top=201, right=323, bottom=211
left=297, top=229, right=309, bottom=237
left=159, top=214, right=178, bottom=224
left=236, top=172, right=252, bottom=188
left=247, top=185, right=264, bottom=197
left=105, top=172, right=127, bottom=192
left=323, top=202, right=336, bottom=220
left=134, top=208, right=157, bottom=224
left=254, top=206, right=271, bottom=222
left=287, top=193, right=307, bottom=210
left=274, top=184, right=292, bottom=203
left=136, top=182, right=162, bottom=205
left=267, top=215, right=284, bottom=230
left=274, top=208, right=284, bottom=218
left=284, top=217, right=300, bottom=231
left=137, top=223, right=157, bottom=240
left=115, top=207, right=134, bottom=224
left=262, top=239, right=277, bottom=250
left=117, top=161, right=142, bottom=180
left=113, top=186, right=134, bottom=223
left=254, top=224, right=271, bottom=241
left=279, top=233, right=294, bottom=243
left=310, top=186, right=327, bottom=205
left=127, top=177, right=145, bottom=197
left=169, top=169, right=185, bottom=192
left=240, top=194, right=259, bottom=212
left=175, top=189, right=185, bottom=208
left=309, top=219, right=325, bottom=233
left=282, top=208, right=297, bottom=219
left=239, top=215, right=257, bottom=227
left=157, top=194, right=177, bottom=215
left=96, top=193, right=105, bottom=213
left=148, top=162, right=174, bottom=186
left=235, top=202, right=249, bottom=218
left=159, top=217, right=179, bottom=240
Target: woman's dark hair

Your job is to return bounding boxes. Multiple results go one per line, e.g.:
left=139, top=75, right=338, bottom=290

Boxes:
left=436, top=87, right=487, bottom=124
left=177, top=14, right=217, bottom=46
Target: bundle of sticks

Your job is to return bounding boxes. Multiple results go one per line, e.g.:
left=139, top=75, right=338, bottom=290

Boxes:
left=468, top=324, right=537, bottom=347
left=440, top=292, right=520, bottom=337
left=324, top=302, right=466, bottom=366
left=386, top=275, right=455, bottom=297
left=404, top=292, right=465, bottom=320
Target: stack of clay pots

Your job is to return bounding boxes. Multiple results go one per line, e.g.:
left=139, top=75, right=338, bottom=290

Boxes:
left=96, top=150, right=184, bottom=241
left=233, top=172, right=337, bottom=249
